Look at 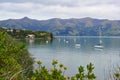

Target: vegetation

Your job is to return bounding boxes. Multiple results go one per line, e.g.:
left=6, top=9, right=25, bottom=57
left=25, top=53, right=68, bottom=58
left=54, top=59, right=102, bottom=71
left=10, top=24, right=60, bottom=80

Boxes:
left=31, top=60, right=67, bottom=80
left=71, top=63, right=96, bottom=80
left=114, top=67, right=120, bottom=80
left=0, top=32, right=34, bottom=80
left=0, top=27, right=53, bottom=39
left=31, top=60, right=96, bottom=80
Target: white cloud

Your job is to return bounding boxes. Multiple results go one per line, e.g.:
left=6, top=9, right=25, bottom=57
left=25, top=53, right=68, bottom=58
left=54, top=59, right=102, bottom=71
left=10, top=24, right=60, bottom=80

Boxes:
left=0, top=1, right=120, bottom=20
left=0, top=0, right=119, bottom=7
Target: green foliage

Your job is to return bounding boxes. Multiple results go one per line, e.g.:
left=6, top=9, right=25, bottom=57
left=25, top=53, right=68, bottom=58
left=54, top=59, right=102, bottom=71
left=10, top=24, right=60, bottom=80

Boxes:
left=6, top=28, right=53, bottom=39
left=76, top=66, right=85, bottom=80
left=31, top=60, right=67, bottom=80
left=0, top=27, right=53, bottom=39
left=0, top=32, right=34, bottom=80
left=86, top=63, right=96, bottom=80
left=72, top=63, right=96, bottom=80
left=32, top=60, right=96, bottom=80
left=114, top=67, right=120, bottom=80
left=0, top=27, right=6, bottom=32
left=34, top=31, right=53, bottom=39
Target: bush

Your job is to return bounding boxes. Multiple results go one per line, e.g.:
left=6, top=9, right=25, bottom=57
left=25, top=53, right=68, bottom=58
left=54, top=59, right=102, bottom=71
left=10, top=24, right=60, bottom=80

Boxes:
left=0, top=32, right=34, bottom=80
left=31, top=60, right=96, bottom=80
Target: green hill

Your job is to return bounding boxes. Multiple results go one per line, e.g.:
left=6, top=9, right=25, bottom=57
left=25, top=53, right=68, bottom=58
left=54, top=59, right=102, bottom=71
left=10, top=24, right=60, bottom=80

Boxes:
left=0, top=17, right=120, bottom=36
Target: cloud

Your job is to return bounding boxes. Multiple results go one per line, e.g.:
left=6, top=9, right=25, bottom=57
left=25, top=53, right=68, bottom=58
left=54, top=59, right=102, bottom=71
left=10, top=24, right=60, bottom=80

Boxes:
left=0, top=0, right=120, bottom=7
left=0, top=0, right=120, bottom=20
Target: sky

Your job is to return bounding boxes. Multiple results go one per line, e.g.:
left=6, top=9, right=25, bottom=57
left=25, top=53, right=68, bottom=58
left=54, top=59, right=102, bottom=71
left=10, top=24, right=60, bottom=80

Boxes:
left=0, top=0, right=120, bottom=20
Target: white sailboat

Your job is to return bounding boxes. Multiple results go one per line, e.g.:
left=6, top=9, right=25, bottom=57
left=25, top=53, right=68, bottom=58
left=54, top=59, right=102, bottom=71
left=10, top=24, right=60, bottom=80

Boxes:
left=94, top=27, right=104, bottom=49
left=75, top=43, right=81, bottom=48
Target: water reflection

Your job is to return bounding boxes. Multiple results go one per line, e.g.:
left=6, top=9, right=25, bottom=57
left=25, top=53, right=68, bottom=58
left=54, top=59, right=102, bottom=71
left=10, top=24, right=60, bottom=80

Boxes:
left=26, top=38, right=53, bottom=45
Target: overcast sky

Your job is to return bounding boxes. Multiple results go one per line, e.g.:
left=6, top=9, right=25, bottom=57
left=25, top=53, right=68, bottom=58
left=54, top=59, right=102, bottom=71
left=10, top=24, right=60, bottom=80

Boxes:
left=0, top=0, right=120, bottom=20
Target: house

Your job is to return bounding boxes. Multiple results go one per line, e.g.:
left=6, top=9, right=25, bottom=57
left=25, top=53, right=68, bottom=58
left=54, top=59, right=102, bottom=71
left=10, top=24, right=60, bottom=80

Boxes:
left=26, top=34, right=35, bottom=39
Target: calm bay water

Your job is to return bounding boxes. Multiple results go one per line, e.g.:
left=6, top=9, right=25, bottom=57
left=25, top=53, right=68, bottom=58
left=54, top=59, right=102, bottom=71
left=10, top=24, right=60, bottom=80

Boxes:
left=27, top=36, right=120, bottom=80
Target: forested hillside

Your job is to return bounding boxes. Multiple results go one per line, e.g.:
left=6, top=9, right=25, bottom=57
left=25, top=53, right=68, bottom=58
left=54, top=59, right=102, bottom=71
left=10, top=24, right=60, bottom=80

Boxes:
left=0, top=27, right=53, bottom=39
left=0, top=17, right=120, bottom=36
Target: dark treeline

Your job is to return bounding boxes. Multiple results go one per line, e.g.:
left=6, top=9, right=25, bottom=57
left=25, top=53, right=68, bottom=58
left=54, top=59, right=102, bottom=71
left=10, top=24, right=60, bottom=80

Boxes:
left=0, top=27, right=53, bottom=40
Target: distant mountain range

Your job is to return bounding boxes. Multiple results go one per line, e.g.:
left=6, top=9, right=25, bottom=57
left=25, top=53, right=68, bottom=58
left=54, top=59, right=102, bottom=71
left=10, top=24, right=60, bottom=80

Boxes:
left=0, top=17, right=120, bottom=36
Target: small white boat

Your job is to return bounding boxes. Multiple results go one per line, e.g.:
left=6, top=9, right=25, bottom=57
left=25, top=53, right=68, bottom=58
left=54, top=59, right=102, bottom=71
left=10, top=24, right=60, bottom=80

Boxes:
left=75, top=44, right=81, bottom=48
left=94, top=44, right=104, bottom=49
left=94, top=27, right=104, bottom=49
left=94, top=40, right=104, bottom=49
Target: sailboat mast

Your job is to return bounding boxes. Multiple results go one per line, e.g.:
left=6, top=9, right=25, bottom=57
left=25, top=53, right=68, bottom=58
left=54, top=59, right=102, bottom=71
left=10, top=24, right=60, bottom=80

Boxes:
left=99, top=26, right=102, bottom=44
